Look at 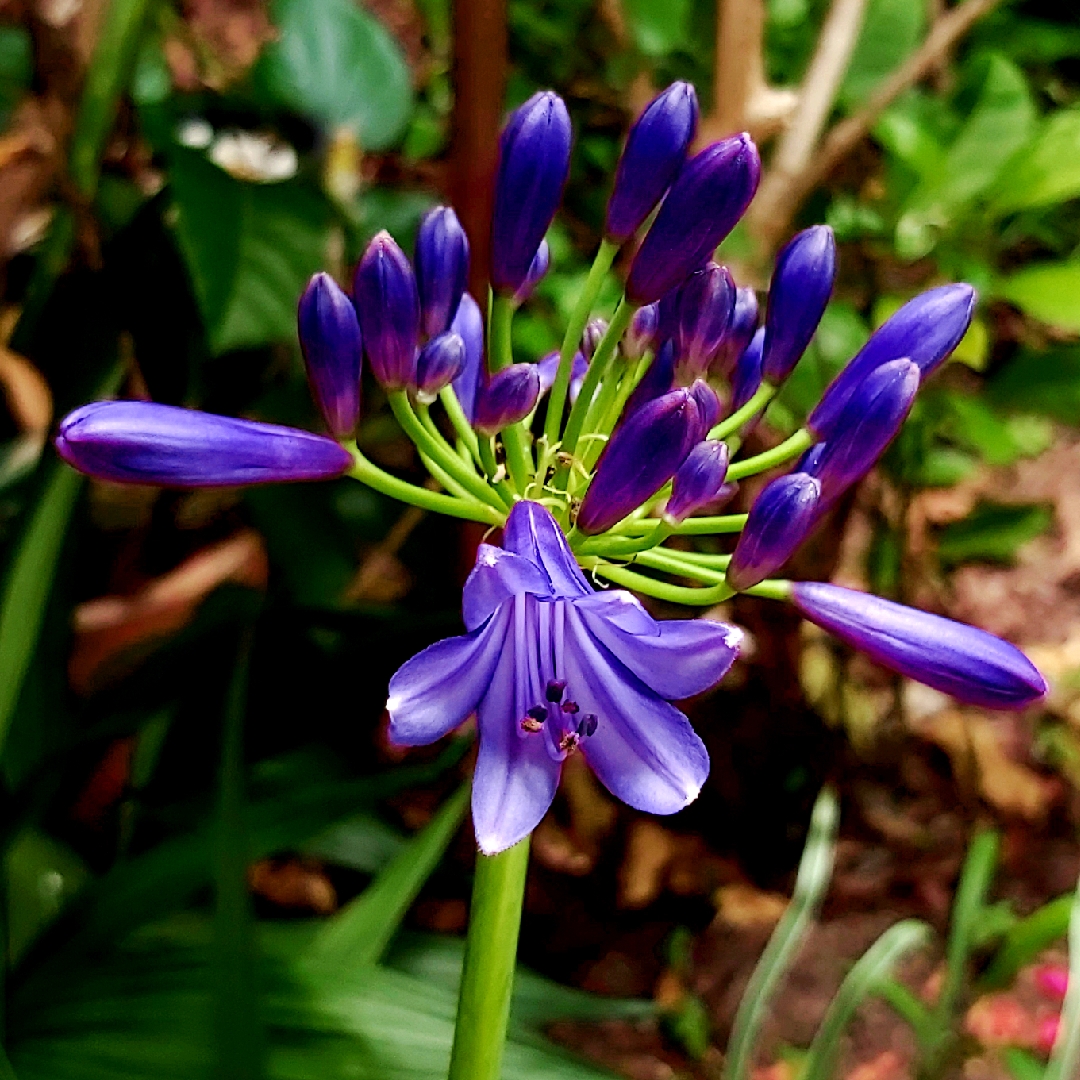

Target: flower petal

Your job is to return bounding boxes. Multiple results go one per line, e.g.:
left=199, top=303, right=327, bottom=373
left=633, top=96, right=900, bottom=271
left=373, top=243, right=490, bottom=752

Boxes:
left=472, top=622, right=562, bottom=854
left=386, top=608, right=510, bottom=745
left=502, top=501, right=590, bottom=599
left=462, top=545, right=554, bottom=630
left=577, top=602, right=741, bottom=700
left=564, top=607, right=709, bottom=814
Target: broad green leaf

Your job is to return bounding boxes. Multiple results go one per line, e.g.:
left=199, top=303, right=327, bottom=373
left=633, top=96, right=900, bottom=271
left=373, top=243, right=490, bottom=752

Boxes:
left=942, top=393, right=1024, bottom=466
left=873, top=96, right=947, bottom=180
left=988, top=347, right=1080, bottom=424
left=302, top=812, right=406, bottom=873
left=990, top=108, right=1080, bottom=214
left=257, top=0, right=412, bottom=150
left=995, top=261, right=1080, bottom=332
left=896, top=55, right=1036, bottom=258
left=167, top=149, right=330, bottom=354
left=937, top=501, right=1052, bottom=566
left=623, top=0, right=692, bottom=56
left=1004, top=1048, right=1046, bottom=1080
left=839, top=0, right=924, bottom=108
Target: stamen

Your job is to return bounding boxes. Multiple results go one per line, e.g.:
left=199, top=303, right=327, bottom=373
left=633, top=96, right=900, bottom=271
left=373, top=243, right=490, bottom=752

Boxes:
left=521, top=716, right=545, bottom=733
left=527, top=705, right=547, bottom=721
left=545, top=679, right=566, bottom=702
left=558, top=731, right=580, bottom=755
left=561, top=700, right=580, bottom=715
left=580, top=713, right=598, bottom=737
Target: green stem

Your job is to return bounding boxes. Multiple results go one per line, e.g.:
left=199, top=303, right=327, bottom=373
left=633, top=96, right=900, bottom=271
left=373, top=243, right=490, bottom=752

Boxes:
left=485, top=295, right=534, bottom=492
left=727, top=429, right=814, bottom=481
left=583, top=560, right=735, bottom=605
left=709, top=383, right=777, bottom=441
left=388, top=392, right=505, bottom=513
left=599, top=350, right=651, bottom=435
left=346, top=445, right=502, bottom=524
left=439, top=387, right=483, bottom=468
left=418, top=450, right=481, bottom=505
left=573, top=519, right=673, bottom=558
left=544, top=238, right=619, bottom=445
left=447, top=839, right=531, bottom=1080
left=612, top=514, right=748, bottom=536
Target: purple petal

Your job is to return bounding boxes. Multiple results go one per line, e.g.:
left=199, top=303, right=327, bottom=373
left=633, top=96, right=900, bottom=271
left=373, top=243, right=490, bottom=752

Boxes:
left=450, top=292, right=485, bottom=423
left=502, top=500, right=590, bottom=599
left=564, top=607, right=709, bottom=813
left=386, top=607, right=511, bottom=745
left=462, top=544, right=553, bottom=631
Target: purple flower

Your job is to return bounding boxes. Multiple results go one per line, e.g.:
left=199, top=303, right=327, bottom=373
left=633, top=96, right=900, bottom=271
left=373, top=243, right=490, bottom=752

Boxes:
left=665, top=440, right=730, bottom=524
left=450, top=292, right=484, bottom=422
left=676, top=263, right=735, bottom=380
left=710, top=286, right=758, bottom=379
left=537, top=350, right=589, bottom=404
left=730, top=326, right=765, bottom=412
left=624, top=303, right=659, bottom=361
left=386, top=501, right=741, bottom=853
left=689, top=380, right=720, bottom=434
left=624, top=339, right=676, bottom=418
left=297, top=272, right=362, bottom=437
left=56, top=401, right=352, bottom=486
left=626, top=134, right=761, bottom=306
left=353, top=231, right=420, bottom=391
left=762, top=225, right=836, bottom=385
left=577, top=387, right=701, bottom=535
left=512, top=240, right=552, bottom=306
left=582, top=318, right=608, bottom=361
left=809, top=284, right=976, bottom=439
left=492, top=93, right=572, bottom=295
left=605, top=81, right=699, bottom=244
left=415, top=206, right=470, bottom=340
left=473, top=364, right=541, bottom=435
left=790, top=582, right=1047, bottom=709
left=727, top=472, right=820, bottom=591
left=415, top=332, right=466, bottom=405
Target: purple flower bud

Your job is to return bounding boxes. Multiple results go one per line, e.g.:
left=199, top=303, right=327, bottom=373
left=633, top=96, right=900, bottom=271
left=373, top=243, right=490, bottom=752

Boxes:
left=492, top=92, right=571, bottom=295
left=450, top=293, right=484, bottom=422
left=665, top=440, right=730, bottom=524
left=605, top=81, right=699, bottom=244
left=809, top=284, right=976, bottom=439
left=676, top=263, right=735, bottom=379
left=710, top=286, right=758, bottom=378
left=473, top=364, right=541, bottom=435
left=56, top=401, right=352, bottom=487
left=727, top=472, right=820, bottom=591
left=513, top=239, right=551, bottom=305
left=762, top=225, right=836, bottom=385
left=796, top=442, right=827, bottom=474
left=624, top=303, right=659, bottom=360
left=624, top=338, right=676, bottom=418
left=415, top=206, right=470, bottom=340
left=415, top=332, right=466, bottom=405
left=790, top=582, right=1047, bottom=709
left=577, top=388, right=700, bottom=535
left=626, top=134, right=761, bottom=306
left=730, top=326, right=765, bottom=412
left=353, top=231, right=420, bottom=391
left=537, top=350, right=589, bottom=400
left=297, top=272, right=362, bottom=437
left=689, top=379, right=720, bottom=435
left=582, top=319, right=608, bottom=361
left=808, top=358, right=919, bottom=501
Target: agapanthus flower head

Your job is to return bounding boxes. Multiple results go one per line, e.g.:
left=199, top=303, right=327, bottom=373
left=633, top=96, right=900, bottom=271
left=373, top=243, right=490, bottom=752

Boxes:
left=386, top=500, right=741, bottom=853
left=665, top=440, right=730, bottom=524
left=762, top=225, right=836, bottom=385
left=353, top=231, right=420, bottom=391
left=473, top=364, right=541, bottom=435
left=710, top=285, right=758, bottom=379
left=626, top=134, right=761, bottom=306
left=56, top=401, right=352, bottom=487
left=492, top=92, right=571, bottom=295
left=450, top=292, right=484, bottom=422
left=790, top=582, right=1047, bottom=709
left=582, top=318, right=608, bottom=361
left=676, top=263, right=735, bottom=380
left=415, top=206, right=470, bottom=340
left=605, top=81, right=699, bottom=244
left=415, top=332, right=466, bottom=405
left=513, top=239, right=551, bottom=306
left=809, top=283, right=976, bottom=438
left=577, top=387, right=701, bottom=535
left=624, top=303, right=659, bottom=361
left=727, top=471, right=821, bottom=591
left=297, top=272, right=362, bottom=437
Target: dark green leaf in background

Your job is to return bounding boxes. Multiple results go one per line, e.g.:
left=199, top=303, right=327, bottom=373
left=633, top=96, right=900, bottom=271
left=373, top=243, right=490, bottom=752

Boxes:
left=0, top=24, right=32, bottom=130
left=994, top=261, right=1080, bottom=333
left=936, top=501, right=1053, bottom=567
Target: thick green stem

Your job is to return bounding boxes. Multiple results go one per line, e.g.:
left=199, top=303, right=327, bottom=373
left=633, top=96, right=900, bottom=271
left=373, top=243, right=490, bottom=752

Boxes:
left=439, top=387, right=483, bottom=467
left=447, top=839, right=531, bottom=1080
left=544, top=238, right=619, bottom=445
left=612, top=513, right=748, bottom=536
left=486, top=295, right=534, bottom=492
left=727, top=429, right=815, bottom=481
left=709, top=383, right=777, bottom=440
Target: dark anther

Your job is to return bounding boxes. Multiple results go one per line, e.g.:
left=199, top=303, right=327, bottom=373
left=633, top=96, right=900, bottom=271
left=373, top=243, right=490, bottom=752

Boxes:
left=581, top=713, right=598, bottom=737
left=545, top=679, right=566, bottom=702
left=527, top=704, right=547, bottom=722
left=561, top=700, right=580, bottom=715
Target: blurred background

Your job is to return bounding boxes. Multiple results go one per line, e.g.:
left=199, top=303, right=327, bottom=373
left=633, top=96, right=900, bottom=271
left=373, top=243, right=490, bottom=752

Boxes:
left=0, top=0, right=1078, bottom=1077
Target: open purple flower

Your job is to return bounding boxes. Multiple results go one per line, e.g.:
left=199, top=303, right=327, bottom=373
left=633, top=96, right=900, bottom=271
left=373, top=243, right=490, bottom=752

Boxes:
left=387, top=501, right=741, bottom=853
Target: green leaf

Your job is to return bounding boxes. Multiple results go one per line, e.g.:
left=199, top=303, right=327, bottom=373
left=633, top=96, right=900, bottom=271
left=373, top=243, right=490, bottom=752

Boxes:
left=994, top=261, right=1080, bottom=332
left=167, top=149, right=330, bottom=354
left=990, top=108, right=1080, bottom=214
left=941, top=393, right=1024, bottom=466
left=1004, top=1048, right=1046, bottom=1080
left=937, top=501, right=1052, bottom=566
left=839, top=0, right=924, bottom=109
left=988, top=347, right=1080, bottom=424
left=623, top=0, right=692, bottom=56
left=896, top=55, right=1036, bottom=257
left=982, top=894, right=1072, bottom=990
left=256, top=0, right=412, bottom=150
left=1044, top=871, right=1080, bottom=1080
left=0, top=24, right=32, bottom=128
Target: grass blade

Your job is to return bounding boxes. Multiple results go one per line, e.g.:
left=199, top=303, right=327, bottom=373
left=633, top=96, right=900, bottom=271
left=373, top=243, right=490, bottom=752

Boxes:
left=1044, top=870, right=1080, bottom=1080
left=982, top=894, right=1072, bottom=990
left=723, top=787, right=840, bottom=1080
left=802, top=920, right=931, bottom=1080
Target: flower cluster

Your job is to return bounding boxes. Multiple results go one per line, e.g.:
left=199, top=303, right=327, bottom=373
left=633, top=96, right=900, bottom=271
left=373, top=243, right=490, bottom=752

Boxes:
left=55, top=82, right=1047, bottom=853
